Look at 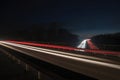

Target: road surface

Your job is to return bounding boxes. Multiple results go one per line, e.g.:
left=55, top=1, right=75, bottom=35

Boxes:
left=0, top=41, right=120, bottom=80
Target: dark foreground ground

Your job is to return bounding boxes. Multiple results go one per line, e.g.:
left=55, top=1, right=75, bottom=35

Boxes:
left=0, top=51, right=37, bottom=80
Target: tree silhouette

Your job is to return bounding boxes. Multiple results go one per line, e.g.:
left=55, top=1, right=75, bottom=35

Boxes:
left=0, top=22, right=79, bottom=47
left=91, top=32, right=120, bottom=51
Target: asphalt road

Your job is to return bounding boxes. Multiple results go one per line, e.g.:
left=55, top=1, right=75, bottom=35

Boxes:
left=0, top=41, right=120, bottom=80
left=0, top=47, right=96, bottom=80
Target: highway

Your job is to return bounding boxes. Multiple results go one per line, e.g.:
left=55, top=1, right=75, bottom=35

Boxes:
left=0, top=41, right=120, bottom=80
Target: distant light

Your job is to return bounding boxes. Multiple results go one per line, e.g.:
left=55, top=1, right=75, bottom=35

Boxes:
left=77, top=39, right=90, bottom=48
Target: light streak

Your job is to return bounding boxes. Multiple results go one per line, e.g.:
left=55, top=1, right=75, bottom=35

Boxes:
left=0, top=41, right=120, bottom=70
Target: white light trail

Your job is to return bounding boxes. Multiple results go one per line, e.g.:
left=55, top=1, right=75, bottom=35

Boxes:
left=0, top=41, right=120, bottom=70
left=77, top=39, right=89, bottom=48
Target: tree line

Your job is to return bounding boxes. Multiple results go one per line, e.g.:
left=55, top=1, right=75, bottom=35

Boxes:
left=91, top=32, right=120, bottom=51
left=0, top=22, right=79, bottom=47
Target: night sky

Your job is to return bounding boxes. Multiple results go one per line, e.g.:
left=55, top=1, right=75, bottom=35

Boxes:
left=0, top=0, right=120, bottom=39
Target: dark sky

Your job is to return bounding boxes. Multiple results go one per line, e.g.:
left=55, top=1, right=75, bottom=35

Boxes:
left=0, top=0, right=120, bottom=38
